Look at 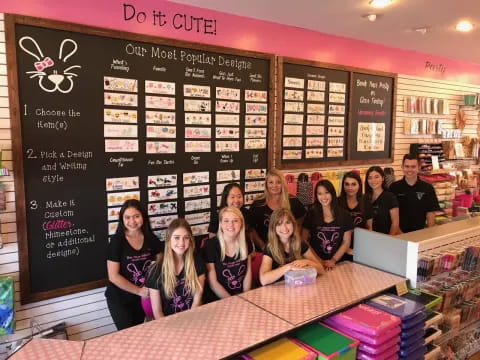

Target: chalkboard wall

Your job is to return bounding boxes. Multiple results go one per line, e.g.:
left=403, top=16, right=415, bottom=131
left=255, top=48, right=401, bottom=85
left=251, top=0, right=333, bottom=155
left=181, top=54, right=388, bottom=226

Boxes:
left=275, top=57, right=396, bottom=170
left=7, top=16, right=273, bottom=303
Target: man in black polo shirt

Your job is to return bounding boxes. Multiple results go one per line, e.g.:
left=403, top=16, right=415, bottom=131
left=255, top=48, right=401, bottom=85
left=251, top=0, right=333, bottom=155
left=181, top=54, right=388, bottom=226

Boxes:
left=390, top=153, right=440, bottom=233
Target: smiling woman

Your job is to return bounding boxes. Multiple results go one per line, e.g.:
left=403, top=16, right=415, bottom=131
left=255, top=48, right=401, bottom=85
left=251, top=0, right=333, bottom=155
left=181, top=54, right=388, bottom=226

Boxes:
left=105, top=199, right=164, bottom=330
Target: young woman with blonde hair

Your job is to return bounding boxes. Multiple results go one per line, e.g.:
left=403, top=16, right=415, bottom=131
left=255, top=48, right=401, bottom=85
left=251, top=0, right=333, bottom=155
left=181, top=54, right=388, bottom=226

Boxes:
left=250, top=168, right=306, bottom=250
left=204, top=207, right=252, bottom=299
left=146, top=219, right=205, bottom=318
left=260, top=208, right=324, bottom=285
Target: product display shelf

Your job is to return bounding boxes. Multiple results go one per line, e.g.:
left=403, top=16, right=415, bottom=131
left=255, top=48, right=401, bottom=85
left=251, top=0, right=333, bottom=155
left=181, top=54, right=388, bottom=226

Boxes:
left=354, top=217, right=480, bottom=288
left=354, top=218, right=480, bottom=359
left=12, top=263, right=405, bottom=360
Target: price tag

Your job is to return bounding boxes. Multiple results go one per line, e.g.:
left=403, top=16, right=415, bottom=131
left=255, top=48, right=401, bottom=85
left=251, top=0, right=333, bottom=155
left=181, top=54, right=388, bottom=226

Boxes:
left=395, top=280, right=408, bottom=296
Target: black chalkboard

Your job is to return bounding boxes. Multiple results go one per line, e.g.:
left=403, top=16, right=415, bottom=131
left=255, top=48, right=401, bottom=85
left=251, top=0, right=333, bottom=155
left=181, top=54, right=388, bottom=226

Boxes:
left=279, top=62, right=350, bottom=165
left=349, top=72, right=395, bottom=160
left=275, top=58, right=396, bottom=170
left=7, top=15, right=273, bottom=303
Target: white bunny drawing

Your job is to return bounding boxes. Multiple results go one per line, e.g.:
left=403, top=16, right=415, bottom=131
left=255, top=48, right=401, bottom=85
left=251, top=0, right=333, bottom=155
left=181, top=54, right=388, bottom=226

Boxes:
left=18, top=36, right=81, bottom=93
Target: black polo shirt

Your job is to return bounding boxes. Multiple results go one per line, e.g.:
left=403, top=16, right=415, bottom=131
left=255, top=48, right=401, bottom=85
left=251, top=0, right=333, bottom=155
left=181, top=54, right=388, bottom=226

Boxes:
left=390, top=177, right=440, bottom=233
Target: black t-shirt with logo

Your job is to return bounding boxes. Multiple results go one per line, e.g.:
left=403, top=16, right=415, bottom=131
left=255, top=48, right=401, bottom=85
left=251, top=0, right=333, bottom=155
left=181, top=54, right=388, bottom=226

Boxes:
left=249, top=197, right=306, bottom=242
left=105, top=232, right=164, bottom=303
left=303, top=207, right=354, bottom=260
left=390, top=177, right=440, bottom=233
left=263, top=241, right=309, bottom=270
left=370, top=191, right=399, bottom=234
left=203, top=237, right=252, bottom=295
left=145, top=254, right=205, bottom=316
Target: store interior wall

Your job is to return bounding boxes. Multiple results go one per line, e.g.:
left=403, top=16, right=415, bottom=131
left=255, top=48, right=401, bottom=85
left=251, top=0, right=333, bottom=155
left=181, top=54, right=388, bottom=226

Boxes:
left=1, top=2, right=480, bottom=355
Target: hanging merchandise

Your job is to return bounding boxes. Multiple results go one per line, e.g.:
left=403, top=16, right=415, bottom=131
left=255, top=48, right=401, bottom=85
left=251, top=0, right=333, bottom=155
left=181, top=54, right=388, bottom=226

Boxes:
left=310, top=172, right=322, bottom=204
left=456, top=109, right=466, bottom=131
left=296, top=173, right=313, bottom=206
left=285, top=174, right=298, bottom=196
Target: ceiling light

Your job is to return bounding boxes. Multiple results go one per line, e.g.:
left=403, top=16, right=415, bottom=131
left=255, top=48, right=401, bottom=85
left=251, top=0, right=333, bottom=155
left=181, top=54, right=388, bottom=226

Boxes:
left=363, top=14, right=378, bottom=22
left=369, top=0, right=393, bottom=8
left=456, top=20, right=474, bottom=32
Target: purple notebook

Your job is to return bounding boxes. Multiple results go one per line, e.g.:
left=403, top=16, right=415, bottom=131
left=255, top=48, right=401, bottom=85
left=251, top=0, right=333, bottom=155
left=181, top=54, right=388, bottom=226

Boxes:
left=357, top=344, right=399, bottom=360
left=401, top=311, right=425, bottom=330
left=400, top=325, right=425, bottom=339
left=326, top=304, right=401, bottom=336
left=367, top=294, right=425, bottom=321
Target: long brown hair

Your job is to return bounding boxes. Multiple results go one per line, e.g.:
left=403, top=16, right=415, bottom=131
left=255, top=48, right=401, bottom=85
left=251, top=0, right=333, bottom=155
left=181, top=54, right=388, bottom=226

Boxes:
left=266, top=208, right=303, bottom=265
left=150, top=219, right=201, bottom=299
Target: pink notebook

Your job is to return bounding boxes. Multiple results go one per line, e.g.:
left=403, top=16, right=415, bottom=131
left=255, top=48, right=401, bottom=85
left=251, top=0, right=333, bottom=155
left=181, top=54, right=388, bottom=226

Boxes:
left=325, top=304, right=401, bottom=336
left=357, top=345, right=399, bottom=360
left=359, top=335, right=400, bottom=355
left=324, top=320, right=400, bottom=346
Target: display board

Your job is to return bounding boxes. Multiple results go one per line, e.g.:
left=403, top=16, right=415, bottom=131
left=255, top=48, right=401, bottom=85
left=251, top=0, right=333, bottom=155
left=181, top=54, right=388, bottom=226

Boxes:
left=6, top=15, right=274, bottom=303
left=275, top=57, right=396, bottom=169
left=349, top=72, right=395, bottom=160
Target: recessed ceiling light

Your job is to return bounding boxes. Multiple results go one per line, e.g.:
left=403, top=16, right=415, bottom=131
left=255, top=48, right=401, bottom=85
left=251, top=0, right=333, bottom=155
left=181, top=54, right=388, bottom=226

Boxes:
left=369, top=0, right=393, bottom=8
left=456, top=20, right=474, bottom=32
left=363, top=14, right=378, bottom=22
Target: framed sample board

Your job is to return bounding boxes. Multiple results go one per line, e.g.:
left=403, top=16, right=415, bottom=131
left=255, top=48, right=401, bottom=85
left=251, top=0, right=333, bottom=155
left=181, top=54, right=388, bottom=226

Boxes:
left=275, top=57, right=396, bottom=169
left=6, top=15, right=274, bottom=303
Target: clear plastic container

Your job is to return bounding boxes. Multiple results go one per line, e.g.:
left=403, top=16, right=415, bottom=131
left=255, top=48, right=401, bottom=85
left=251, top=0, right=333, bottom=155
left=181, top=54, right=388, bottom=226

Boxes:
left=285, top=268, right=317, bottom=287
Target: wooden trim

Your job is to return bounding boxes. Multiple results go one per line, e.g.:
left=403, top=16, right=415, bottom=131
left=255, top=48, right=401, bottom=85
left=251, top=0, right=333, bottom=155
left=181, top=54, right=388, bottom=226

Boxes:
left=6, top=14, right=275, bottom=304
left=275, top=56, right=396, bottom=170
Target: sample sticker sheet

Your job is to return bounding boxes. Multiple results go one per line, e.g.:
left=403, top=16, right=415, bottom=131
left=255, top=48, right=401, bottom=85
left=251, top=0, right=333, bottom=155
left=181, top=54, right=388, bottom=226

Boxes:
left=101, top=54, right=270, bottom=239
left=281, top=62, right=349, bottom=162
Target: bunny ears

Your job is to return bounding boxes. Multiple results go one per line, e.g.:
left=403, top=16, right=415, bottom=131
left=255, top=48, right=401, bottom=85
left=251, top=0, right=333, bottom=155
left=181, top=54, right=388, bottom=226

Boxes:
left=18, top=36, right=78, bottom=64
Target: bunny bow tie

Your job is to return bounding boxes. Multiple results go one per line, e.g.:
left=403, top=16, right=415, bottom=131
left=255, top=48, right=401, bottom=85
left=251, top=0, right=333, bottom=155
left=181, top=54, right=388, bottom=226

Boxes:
left=34, top=57, right=54, bottom=71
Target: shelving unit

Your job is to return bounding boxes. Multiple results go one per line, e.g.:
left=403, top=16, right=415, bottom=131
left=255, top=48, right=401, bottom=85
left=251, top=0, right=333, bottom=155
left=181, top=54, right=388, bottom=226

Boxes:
left=410, top=143, right=446, bottom=172
left=354, top=218, right=480, bottom=359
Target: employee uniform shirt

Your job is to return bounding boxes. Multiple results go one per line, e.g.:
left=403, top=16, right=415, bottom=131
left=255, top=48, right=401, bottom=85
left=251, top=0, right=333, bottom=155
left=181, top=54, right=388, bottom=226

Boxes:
left=105, top=232, right=164, bottom=303
left=390, top=177, right=440, bottom=233
left=370, top=191, right=399, bottom=234
left=263, top=241, right=309, bottom=270
left=303, top=207, right=354, bottom=260
left=249, top=197, right=306, bottom=242
left=145, top=255, right=205, bottom=316
left=203, top=237, right=252, bottom=295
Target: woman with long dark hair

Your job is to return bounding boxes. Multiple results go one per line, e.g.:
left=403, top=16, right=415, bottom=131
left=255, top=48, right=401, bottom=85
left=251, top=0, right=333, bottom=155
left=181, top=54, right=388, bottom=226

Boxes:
left=365, top=166, right=400, bottom=235
left=302, top=180, right=353, bottom=270
left=105, top=199, right=164, bottom=330
left=338, top=171, right=373, bottom=261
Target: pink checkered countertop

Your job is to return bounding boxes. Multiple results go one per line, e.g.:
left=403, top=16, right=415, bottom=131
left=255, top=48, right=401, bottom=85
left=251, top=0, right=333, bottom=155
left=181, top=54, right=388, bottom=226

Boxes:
left=239, top=262, right=405, bottom=326
left=82, top=296, right=292, bottom=360
left=9, top=338, right=84, bottom=360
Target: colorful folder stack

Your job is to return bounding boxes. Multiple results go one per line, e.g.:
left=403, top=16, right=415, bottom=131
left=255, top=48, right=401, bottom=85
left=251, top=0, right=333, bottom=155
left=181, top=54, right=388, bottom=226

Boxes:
left=293, top=322, right=359, bottom=360
left=324, top=304, right=401, bottom=360
left=368, top=294, right=427, bottom=360
left=241, top=337, right=317, bottom=360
